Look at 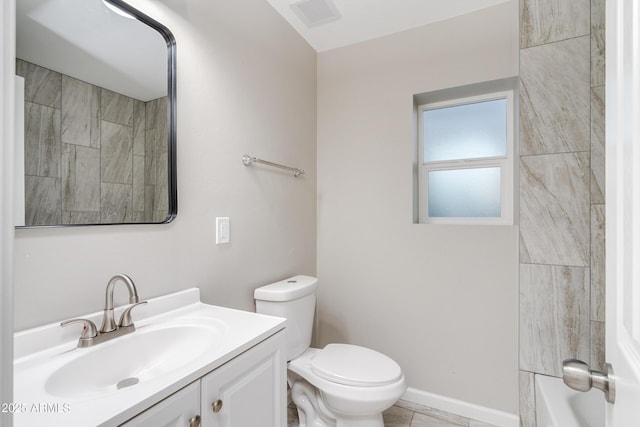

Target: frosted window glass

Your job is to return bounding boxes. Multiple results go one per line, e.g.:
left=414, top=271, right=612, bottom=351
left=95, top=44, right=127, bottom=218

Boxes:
left=423, top=98, right=507, bottom=162
left=428, top=167, right=501, bottom=217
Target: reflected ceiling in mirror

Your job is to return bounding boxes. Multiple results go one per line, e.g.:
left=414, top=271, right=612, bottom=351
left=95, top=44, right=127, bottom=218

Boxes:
left=15, top=0, right=176, bottom=227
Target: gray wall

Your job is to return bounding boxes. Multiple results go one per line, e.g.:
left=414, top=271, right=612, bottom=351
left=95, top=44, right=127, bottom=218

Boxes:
left=517, top=0, right=606, bottom=424
left=17, top=59, right=168, bottom=225
left=13, top=0, right=317, bottom=330
left=316, top=2, right=520, bottom=414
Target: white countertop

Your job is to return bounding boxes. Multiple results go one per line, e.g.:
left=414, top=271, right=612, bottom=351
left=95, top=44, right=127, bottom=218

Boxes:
left=12, top=288, right=286, bottom=426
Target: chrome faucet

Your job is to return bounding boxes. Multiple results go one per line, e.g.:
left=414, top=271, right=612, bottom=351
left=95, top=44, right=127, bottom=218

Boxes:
left=101, top=273, right=140, bottom=333
left=61, top=274, right=147, bottom=348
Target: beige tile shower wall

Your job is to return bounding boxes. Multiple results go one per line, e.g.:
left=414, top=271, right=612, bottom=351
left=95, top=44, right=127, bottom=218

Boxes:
left=519, top=37, right=591, bottom=156
left=519, top=264, right=590, bottom=376
left=520, top=0, right=590, bottom=48
left=518, top=0, right=605, bottom=425
left=17, top=59, right=166, bottom=225
left=519, top=152, right=590, bottom=266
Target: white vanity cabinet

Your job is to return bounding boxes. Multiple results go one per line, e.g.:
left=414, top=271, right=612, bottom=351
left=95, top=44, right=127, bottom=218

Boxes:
left=121, top=330, right=286, bottom=427
left=201, top=329, right=286, bottom=426
left=121, top=381, right=201, bottom=427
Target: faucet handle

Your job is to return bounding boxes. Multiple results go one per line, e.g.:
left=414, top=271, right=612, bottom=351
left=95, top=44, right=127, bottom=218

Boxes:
left=119, top=301, right=148, bottom=327
left=60, top=318, right=98, bottom=339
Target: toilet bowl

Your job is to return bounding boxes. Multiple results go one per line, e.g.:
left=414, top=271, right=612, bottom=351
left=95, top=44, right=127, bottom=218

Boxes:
left=289, top=346, right=406, bottom=426
left=254, top=275, right=406, bottom=427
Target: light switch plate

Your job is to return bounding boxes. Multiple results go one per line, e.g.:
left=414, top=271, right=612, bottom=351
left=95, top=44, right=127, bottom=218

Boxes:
left=216, top=217, right=230, bottom=244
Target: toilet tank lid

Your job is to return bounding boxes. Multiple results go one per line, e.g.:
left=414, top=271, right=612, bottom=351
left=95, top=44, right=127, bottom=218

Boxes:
left=254, top=275, right=318, bottom=302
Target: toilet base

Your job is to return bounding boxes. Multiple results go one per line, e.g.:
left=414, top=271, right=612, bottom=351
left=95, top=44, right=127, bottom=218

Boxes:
left=291, top=378, right=385, bottom=427
left=292, top=378, right=336, bottom=427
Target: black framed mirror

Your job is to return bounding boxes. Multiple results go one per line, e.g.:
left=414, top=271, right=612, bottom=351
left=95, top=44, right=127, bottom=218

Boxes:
left=15, top=0, right=176, bottom=227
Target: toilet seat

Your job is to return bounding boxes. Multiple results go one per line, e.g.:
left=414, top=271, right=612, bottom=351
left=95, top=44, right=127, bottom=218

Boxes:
left=310, top=344, right=402, bottom=387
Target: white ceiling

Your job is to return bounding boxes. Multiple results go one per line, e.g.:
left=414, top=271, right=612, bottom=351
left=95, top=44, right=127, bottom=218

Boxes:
left=266, top=0, right=512, bottom=52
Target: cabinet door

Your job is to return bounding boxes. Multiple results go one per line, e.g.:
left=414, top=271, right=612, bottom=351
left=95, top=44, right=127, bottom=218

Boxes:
left=121, top=381, right=201, bottom=427
left=201, top=331, right=286, bottom=427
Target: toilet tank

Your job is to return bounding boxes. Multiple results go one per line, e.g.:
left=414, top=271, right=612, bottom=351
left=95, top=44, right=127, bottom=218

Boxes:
left=254, top=275, right=318, bottom=361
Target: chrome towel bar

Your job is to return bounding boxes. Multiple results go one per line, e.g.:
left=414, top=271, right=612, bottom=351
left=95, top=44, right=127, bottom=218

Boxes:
left=242, top=155, right=305, bottom=177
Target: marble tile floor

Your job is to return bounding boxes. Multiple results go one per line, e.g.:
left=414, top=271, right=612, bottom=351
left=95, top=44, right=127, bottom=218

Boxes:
left=287, top=399, right=497, bottom=427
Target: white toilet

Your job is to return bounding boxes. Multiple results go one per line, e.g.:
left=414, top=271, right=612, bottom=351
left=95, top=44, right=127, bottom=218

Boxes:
left=254, top=275, right=407, bottom=427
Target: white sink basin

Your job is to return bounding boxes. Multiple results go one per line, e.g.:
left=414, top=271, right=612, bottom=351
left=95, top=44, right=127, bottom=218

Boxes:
left=13, top=288, right=286, bottom=427
left=45, top=322, right=222, bottom=398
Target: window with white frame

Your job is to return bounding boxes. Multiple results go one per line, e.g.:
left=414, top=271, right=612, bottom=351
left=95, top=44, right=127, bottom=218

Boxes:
left=417, top=90, right=514, bottom=224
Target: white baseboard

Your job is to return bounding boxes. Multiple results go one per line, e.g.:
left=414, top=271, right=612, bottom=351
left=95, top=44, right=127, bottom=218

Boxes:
left=401, top=387, right=519, bottom=427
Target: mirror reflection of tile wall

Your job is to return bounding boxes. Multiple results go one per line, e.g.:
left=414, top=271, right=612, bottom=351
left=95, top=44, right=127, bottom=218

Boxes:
left=16, top=59, right=168, bottom=226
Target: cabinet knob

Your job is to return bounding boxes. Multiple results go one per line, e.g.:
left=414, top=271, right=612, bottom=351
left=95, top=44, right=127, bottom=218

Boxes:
left=212, top=399, right=223, bottom=413
left=188, top=415, right=201, bottom=427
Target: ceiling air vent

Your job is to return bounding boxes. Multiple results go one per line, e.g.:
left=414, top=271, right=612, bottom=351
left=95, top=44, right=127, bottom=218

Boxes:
left=290, top=0, right=341, bottom=27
